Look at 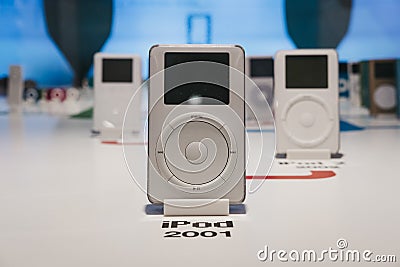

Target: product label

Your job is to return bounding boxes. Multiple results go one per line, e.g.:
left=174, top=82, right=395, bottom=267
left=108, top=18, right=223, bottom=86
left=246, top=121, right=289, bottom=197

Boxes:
left=161, top=220, right=234, bottom=239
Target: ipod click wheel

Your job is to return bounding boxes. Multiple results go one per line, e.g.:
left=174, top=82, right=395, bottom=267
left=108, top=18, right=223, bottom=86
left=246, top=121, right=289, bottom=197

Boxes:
left=92, top=53, right=142, bottom=137
left=147, top=44, right=246, bottom=204
left=274, top=49, right=340, bottom=159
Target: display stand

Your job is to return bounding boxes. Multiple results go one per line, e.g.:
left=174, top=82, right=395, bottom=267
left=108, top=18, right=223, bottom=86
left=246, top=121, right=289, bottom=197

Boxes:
left=286, top=149, right=331, bottom=160
left=99, top=127, right=122, bottom=141
left=144, top=204, right=246, bottom=215
left=164, top=199, right=229, bottom=216
left=144, top=200, right=246, bottom=216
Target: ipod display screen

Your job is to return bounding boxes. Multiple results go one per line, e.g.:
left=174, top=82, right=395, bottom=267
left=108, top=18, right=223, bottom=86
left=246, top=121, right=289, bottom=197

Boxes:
left=285, top=55, right=328, bottom=88
left=102, top=58, right=133, bottom=83
left=250, top=58, right=274, bottom=77
left=374, top=62, right=395, bottom=79
left=164, top=52, right=229, bottom=105
left=339, top=62, right=348, bottom=74
left=351, top=63, right=360, bottom=74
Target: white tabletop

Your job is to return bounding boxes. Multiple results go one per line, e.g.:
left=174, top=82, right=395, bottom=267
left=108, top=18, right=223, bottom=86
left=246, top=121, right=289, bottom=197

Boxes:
left=0, top=112, right=399, bottom=266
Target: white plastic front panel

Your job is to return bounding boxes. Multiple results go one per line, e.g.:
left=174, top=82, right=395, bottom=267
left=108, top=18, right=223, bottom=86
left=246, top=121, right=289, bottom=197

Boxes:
left=274, top=49, right=339, bottom=155
left=93, top=53, right=142, bottom=134
left=7, top=65, right=23, bottom=108
left=245, top=56, right=274, bottom=122
left=147, top=44, right=245, bottom=204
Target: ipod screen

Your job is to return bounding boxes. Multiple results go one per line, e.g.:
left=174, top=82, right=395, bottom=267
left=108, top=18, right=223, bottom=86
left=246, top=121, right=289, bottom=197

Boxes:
left=339, top=62, right=348, bottom=74
left=102, top=59, right=133, bottom=83
left=250, top=58, right=273, bottom=78
left=286, top=55, right=328, bottom=88
left=351, top=63, right=360, bottom=74
left=374, top=62, right=395, bottom=79
left=164, top=52, right=229, bottom=105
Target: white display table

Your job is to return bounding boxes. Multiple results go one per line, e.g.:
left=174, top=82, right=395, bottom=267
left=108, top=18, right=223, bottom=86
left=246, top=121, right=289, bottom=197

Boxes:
left=0, top=113, right=399, bottom=266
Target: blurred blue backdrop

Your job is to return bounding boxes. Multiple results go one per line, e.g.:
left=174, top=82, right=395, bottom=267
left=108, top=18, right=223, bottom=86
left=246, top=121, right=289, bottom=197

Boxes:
left=0, top=0, right=399, bottom=86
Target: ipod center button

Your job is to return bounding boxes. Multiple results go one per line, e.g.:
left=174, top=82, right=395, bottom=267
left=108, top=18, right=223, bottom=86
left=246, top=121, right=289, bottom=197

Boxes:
left=300, top=112, right=316, bottom=128
left=185, top=141, right=208, bottom=164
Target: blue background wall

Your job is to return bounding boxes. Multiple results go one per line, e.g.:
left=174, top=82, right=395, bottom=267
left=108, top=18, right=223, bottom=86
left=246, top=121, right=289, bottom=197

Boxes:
left=0, top=0, right=399, bottom=86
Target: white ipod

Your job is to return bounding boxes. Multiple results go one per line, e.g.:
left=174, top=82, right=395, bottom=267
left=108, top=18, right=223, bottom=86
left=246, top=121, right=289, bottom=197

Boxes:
left=7, top=65, right=23, bottom=111
left=245, top=56, right=274, bottom=122
left=147, top=44, right=246, bottom=204
left=93, top=53, right=142, bottom=134
left=348, top=62, right=361, bottom=107
left=274, top=49, right=339, bottom=158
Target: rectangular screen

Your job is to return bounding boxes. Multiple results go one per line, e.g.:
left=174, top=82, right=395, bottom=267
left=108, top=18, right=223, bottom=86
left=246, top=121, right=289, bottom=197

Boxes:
left=339, top=62, right=348, bottom=73
left=286, top=55, right=328, bottom=88
left=250, top=58, right=274, bottom=77
left=351, top=63, right=360, bottom=74
left=374, top=62, right=395, bottom=79
left=164, top=52, right=229, bottom=105
left=102, top=59, right=133, bottom=83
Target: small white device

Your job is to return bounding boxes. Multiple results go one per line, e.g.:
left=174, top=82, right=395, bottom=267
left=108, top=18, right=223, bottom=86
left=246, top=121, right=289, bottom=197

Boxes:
left=339, top=62, right=350, bottom=98
left=23, top=87, right=41, bottom=103
left=245, top=56, right=274, bottom=122
left=7, top=65, right=23, bottom=111
left=23, top=87, right=41, bottom=113
left=147, top=44, right=246, bottom=204
left=274, top=49, right=339, bottom=159
left=65, top=87, right=80, bottom=102
left=64, top=87, right=81, bottom=115
left=93, top=53, right=142, bottom=135
left=348, top=62, right=361, bottom=107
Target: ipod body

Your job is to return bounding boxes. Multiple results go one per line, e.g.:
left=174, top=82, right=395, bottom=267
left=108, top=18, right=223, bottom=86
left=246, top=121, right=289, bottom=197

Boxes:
left=7, top=65, right=23, bottom=110
left=274, top=49, right=339, bottom=155
left=367, top=59, right=397, bottom=116
left=360, top=61, right=371, bottom=109
left=348, top=62, right=361, bottom=107
left=397, top=60, right=400, bottom=119
left=147, top=44, right=246, bottom=204
left=93, top=53, right=142, bottom=134
left=245, top=56, right=274, bottom=121
left=23, top=87, right=41, bottom=103
left=66, top=87, right=80, bottom=102
left=47, top=88, right=66, bottom=102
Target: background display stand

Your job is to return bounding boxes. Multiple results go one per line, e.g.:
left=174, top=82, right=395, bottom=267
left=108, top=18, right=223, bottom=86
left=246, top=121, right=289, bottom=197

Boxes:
left=287, top=149, right=331, bottom=160
left=276, top=149, right=343, bottom=160
left=99, top=127, right=122, bottom=142
left=145, top=199, right=246, bottom=216
left=164, top=199, right=229, bottom=216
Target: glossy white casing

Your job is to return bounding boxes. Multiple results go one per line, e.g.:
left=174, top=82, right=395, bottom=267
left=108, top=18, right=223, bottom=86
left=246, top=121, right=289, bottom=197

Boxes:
left=245, top=56, right=274, bottom=116
left=348, top=63, right=361, bottom=107
left=93, top=53, right=142, bottom=134
left=274, top=49, right=339, bottom=155
left=147, top=44, right=245, bottom=204
left=7, top=65, right=23, bottom=110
